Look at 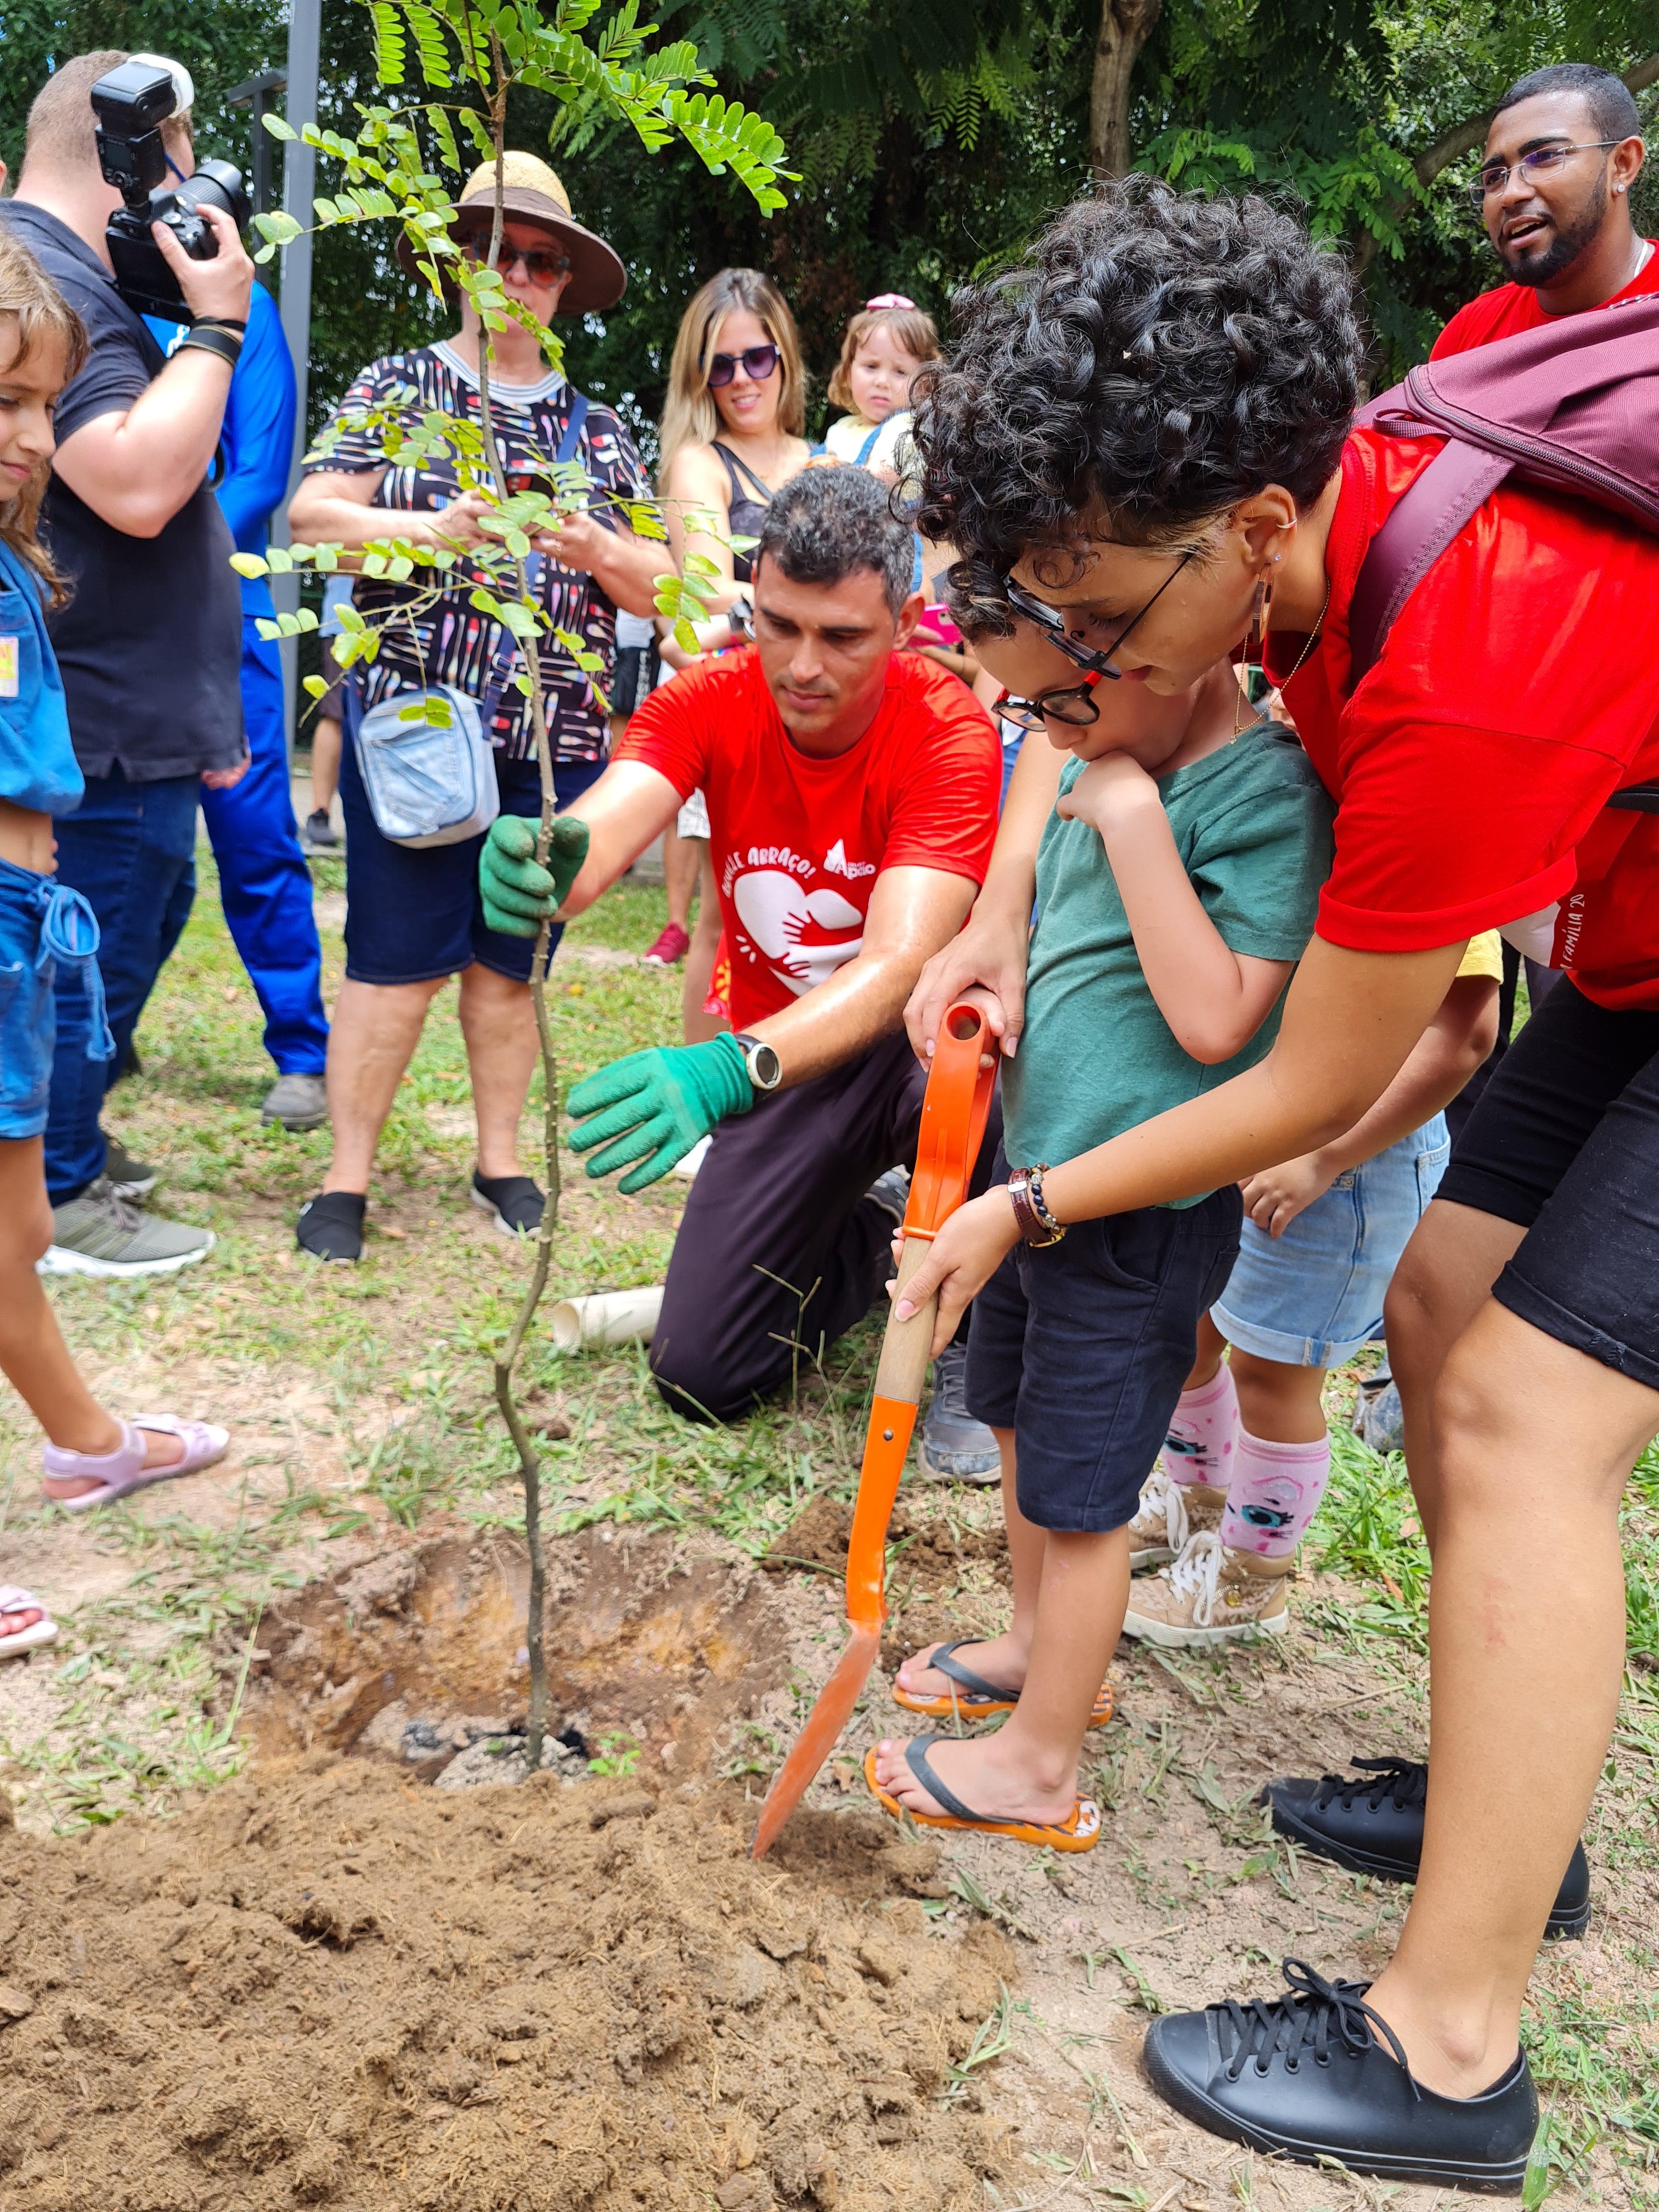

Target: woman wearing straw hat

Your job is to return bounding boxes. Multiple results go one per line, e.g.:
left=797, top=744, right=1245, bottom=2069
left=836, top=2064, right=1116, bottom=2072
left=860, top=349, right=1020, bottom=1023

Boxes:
left=286, top=155, right=664, bottom=1265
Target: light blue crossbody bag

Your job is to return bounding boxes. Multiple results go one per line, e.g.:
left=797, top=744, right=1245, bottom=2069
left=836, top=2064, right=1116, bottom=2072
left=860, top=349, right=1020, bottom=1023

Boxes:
left=352, top=393, right=590, bottom=849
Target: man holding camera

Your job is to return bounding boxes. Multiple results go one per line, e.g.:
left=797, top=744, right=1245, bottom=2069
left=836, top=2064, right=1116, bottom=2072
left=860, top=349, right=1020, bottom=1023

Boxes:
left=1, top=50, right=251, bottom=1276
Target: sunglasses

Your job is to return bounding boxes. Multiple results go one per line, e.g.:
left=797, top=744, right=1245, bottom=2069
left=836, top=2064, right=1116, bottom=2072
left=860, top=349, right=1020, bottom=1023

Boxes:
left=996, top=557, right=1194, bottom=730
left=704, top=342, right=780, bottom=388
left=465, top=240, right=572, bottom=286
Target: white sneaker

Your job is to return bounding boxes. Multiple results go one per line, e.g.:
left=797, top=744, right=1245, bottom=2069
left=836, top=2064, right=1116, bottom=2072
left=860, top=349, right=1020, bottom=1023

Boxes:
left=1128, top=1464, right=1224, bottom=1569
left=1122, top=1531, right=1291, bottom=1648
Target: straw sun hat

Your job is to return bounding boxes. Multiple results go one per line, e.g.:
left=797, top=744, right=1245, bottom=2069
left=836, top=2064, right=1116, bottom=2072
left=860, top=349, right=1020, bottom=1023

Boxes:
left=396, top=151, right=627, bottom=314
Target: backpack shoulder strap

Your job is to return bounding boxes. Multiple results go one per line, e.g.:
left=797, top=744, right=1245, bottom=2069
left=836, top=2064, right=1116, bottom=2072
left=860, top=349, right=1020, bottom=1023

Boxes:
left=1347, top=437, right=1512, bottom=685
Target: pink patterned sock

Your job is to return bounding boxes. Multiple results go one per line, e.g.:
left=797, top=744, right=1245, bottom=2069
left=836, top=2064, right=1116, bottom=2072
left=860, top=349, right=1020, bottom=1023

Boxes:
left=1221, top=1431, right=1331, bottom=1558
left=1163, top=1363, right=1240, bottom=1486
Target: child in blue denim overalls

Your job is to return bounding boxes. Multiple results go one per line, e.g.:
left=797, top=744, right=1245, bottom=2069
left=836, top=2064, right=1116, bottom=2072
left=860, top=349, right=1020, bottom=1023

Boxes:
left=0, top=234, right=228, bottom=1659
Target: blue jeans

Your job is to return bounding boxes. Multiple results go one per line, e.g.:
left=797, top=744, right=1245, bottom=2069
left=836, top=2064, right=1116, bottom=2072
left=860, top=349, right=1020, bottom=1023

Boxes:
left=45, top=768, right=200, bottom=1201
left=200, top=624, right=329, bottom=1076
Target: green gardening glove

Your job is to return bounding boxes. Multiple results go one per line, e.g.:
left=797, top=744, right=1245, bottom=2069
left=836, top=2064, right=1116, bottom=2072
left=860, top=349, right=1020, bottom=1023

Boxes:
left=567, top=1033, right=754, bottom=1194
left=479, top=815, right=591, bottom=938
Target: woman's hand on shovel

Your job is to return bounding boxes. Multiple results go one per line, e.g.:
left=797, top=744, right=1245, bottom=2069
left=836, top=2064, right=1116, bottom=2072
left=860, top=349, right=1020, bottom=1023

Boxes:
left=890, top=1185, right=1022, bottom=1357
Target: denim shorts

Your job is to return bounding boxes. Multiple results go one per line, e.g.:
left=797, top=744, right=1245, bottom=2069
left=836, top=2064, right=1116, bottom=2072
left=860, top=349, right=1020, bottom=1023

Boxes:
left=1211, top=1116, right=1451, bottom=1371
left=964, top=1148, right=1243, bottom=1532
left=339, top=687, right=605, bottom=987
left=0, top=856, right=111, bottom=1139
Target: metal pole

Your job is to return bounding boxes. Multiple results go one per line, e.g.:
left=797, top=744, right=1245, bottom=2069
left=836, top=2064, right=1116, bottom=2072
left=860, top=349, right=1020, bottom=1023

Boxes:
left=272, top=0, right=321, bottom=756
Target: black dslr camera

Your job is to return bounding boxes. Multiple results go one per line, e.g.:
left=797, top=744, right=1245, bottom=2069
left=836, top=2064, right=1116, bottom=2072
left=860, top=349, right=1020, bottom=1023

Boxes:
left=92, top=60, right=250, bottom=322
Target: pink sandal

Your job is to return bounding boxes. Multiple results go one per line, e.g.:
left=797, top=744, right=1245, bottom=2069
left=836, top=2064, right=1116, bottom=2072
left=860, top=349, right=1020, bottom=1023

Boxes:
left=41, top=1417, right=230, bottom=1514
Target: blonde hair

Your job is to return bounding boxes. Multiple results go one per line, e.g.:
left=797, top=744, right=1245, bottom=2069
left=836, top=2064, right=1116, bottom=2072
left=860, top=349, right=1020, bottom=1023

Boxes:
left=658, top=268, right=805, bottom=486
left=0, top=232, right=88, bottom=610
left=827, top=303, right=940, bottom=414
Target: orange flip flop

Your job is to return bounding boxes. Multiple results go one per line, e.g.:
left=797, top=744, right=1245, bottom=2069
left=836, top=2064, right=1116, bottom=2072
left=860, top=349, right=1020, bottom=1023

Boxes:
left=891, top=1639, right=1115, bottom=1727
left=863, top=1737, right=1102, bottom=1852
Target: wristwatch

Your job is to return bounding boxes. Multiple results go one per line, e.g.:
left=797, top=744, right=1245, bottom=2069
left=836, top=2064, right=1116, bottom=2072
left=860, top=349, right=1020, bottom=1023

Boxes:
left=1007, top=1164, right=1066, bottom=1246
left=727, top=595, right=754, bottom=641
left=731, top=1031, right=782, bottom=1092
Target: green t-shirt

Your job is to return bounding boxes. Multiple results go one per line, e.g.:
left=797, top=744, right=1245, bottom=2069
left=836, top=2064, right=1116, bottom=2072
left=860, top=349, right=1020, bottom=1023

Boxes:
left=1002, top=728, right=1335, bottom=1204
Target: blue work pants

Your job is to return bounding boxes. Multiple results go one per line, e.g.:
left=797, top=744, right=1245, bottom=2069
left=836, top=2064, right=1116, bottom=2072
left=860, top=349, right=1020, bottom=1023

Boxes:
left=200, top=624, right=328, bottom=1077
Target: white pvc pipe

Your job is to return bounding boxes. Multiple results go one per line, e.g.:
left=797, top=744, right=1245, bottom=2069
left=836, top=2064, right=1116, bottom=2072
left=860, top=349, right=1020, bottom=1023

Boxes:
left=550, top=1287, right=664, bottom=1353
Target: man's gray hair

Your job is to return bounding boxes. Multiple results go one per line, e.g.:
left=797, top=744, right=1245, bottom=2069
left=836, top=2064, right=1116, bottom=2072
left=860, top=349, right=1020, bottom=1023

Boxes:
left=755, top=466, right=917, bottom=617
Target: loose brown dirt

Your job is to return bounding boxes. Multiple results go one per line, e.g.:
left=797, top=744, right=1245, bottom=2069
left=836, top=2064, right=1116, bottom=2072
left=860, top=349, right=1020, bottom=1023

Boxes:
left=0, top=1758, right=1012, bottom=2212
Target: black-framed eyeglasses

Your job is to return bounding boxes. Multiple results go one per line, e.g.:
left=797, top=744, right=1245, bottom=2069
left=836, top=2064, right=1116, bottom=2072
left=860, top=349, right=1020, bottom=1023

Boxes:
left=1465, top=140, right=1625, bottom=211
left=996, top=555, right=1193, bottom=732
left=704, top=342, right=780, bottom=388
left=466, top=240, right=572, bottom=285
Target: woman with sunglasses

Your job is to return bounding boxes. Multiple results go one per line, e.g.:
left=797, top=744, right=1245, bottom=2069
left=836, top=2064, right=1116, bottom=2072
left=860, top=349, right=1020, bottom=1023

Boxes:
left=898, top=174, right=1659, bottom=2191
left=652, top=271, right=812, bottom=1029
left=286, top=155, right=663, bottom=1265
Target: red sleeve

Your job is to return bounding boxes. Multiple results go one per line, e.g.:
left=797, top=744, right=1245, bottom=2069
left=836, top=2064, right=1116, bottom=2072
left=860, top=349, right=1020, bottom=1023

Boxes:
left=1429, top=289, right=1515, bottom=360
left=881, top=665, right=1001, bottom=884
left=610, top=658, right=718, bottom=800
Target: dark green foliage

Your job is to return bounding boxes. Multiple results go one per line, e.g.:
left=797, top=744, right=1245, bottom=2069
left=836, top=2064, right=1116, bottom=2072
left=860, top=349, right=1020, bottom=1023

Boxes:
left=2, top=0, right=1654, bottom=447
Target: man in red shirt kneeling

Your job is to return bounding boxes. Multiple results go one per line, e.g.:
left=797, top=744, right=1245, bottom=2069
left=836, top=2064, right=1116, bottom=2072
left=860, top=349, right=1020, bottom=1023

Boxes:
left=483, top=466, right=1002, bottom=1432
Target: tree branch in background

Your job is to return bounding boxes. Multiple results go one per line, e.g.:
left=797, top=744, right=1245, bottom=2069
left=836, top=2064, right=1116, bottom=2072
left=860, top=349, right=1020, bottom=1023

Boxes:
left=1414, top=48, right=1658, bottom=188
left=1090, top=0, right=1164, bottom=178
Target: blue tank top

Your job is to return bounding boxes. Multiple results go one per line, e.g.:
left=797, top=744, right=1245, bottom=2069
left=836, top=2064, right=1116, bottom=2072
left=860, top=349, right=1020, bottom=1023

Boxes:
left=0, top=538, right=82, bottom=816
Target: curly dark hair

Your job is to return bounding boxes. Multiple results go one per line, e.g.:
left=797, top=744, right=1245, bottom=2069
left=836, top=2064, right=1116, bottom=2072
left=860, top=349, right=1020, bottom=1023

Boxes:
left=913, top=178, right=1364, bottom=632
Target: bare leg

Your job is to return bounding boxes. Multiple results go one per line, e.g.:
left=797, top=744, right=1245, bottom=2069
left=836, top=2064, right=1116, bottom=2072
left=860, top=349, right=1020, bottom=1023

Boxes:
left=1365, top=1301, right=1659, bottom=2095
left=661, top=823, right=698, bottom=935
left=310, top=715, right=342, bottom=814
left=877, top=1522, right=1129, bottom=1824
left=1384, top=1199, right=1525, bottom=1550
left=1230, top=1346, right=1328, bottom=1444
left=682, top=846, right=725, bottom=1045
left=0, top=1139, right=180, bottom=1497
left=895, top=1427, right=1043, bottom=1699
left=321, top=975, right=444, bottom=1193
left=1183, top=1308, right=1227, bottom=1392
left=458, top=963, right=539, bottom=1180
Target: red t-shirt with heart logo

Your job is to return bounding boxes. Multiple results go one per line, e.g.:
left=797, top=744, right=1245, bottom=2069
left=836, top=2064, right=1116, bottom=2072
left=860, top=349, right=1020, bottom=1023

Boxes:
left=615, top=648, right=1000, bottom=1031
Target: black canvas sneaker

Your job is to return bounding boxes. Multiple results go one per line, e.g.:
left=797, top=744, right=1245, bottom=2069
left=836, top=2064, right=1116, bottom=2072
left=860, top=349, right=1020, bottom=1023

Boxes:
left=1144, top=1958, right=1537, bottom=2193
left=1266, top=1757, right=1590, bottom=1937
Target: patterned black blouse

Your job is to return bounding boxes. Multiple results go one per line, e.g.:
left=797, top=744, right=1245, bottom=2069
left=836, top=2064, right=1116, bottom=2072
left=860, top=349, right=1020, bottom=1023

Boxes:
left=304, top=342, right=652, bottom=762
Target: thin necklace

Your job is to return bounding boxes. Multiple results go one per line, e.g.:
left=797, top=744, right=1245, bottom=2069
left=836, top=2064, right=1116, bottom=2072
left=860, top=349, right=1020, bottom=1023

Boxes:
left=1237, top=584, right=1331, bottom=733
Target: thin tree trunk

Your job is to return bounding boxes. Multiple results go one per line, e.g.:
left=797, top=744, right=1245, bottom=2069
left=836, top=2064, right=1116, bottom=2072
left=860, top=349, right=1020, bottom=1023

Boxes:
left=475, top=66, right=560, bottom=1779
left=1090, top=0, right=1163, bottom=180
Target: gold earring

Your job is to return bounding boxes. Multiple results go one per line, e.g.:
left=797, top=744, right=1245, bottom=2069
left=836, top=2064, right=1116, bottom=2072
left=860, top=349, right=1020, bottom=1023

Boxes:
left=1245, top=573, right=1273, bottom=661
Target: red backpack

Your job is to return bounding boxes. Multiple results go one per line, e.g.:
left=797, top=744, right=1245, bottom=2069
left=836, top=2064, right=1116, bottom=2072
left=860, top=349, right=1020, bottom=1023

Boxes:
left=1351, top=290, right=1659, bottom=811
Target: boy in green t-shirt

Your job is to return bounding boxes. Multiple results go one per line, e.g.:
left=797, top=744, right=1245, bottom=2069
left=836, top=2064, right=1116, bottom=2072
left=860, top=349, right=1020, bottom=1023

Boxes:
left=867, top=636, right=1332, bottom=1852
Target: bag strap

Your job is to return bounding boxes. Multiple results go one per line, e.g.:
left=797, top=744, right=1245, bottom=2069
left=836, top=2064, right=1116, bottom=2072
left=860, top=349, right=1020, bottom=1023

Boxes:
left=1347, top=438, right=1511, bottom=686
left=478, top=390, right=588, bottom=731
left=554, top=390, right=589, bottom=465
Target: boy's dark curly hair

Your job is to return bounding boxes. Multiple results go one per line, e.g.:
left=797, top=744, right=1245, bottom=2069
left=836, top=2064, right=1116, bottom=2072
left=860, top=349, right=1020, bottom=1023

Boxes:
left=913, top=179, right=1364, bottom=633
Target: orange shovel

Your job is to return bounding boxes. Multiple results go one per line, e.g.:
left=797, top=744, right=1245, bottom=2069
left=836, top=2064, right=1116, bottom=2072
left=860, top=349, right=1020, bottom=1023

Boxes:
left=751, top=1001, right=997, bottom=1858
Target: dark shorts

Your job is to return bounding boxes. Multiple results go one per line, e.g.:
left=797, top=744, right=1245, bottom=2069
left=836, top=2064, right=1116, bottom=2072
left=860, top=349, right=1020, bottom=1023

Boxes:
left=1437, top=978, right=1659, bottom=1393
left=339, top=693, right=603, bottom=986
left=964, top=1148, right=1243, bottom=1532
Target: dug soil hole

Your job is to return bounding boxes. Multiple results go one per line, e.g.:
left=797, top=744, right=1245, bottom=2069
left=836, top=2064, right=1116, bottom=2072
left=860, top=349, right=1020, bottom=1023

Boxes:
left=240, top=1525, right=788, bottom=1785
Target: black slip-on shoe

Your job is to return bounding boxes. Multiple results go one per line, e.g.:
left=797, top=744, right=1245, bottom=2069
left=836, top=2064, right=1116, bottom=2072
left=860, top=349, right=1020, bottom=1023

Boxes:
left=1265, top=1758, right=1590, bottom=1939
left=1143, top=1958, right=1537, bottom=2194
left=471, top=1171, right=545, bottom=1238
left=296, top=1190, right=366, bottom=1263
